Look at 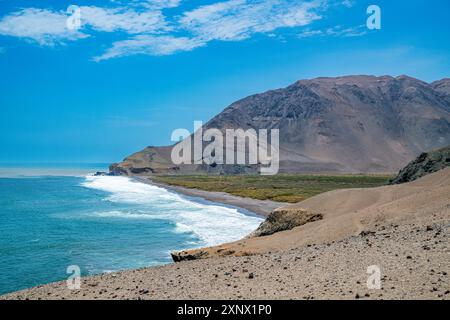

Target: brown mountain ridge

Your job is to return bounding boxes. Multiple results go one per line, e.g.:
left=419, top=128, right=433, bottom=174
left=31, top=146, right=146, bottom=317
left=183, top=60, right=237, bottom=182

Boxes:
left=110, top=75, right=450, bottom=175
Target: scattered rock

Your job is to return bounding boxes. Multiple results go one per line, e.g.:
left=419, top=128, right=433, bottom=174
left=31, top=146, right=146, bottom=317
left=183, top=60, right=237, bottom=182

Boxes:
left=359, top=230, right=376, bottom=237
left=249, top=208, right=323, bottom=237
left=171, top=250, right=208, bottom=262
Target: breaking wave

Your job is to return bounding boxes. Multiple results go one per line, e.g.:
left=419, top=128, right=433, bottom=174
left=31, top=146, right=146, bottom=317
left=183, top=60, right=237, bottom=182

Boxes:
left=81, top=176, right=263, bottom=247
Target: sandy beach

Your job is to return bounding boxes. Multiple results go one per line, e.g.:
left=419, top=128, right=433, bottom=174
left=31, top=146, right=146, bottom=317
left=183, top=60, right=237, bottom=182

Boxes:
left=2, top=168, right=449, bottom=300
left=2, top=220, right=448, bottom=300
left=135, top=176, right=283, bottom=217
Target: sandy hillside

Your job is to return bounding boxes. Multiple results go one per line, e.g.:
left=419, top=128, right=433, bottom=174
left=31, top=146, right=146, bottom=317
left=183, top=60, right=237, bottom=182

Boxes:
left=172, top=168, right=450, bottom=260
left=2, top=219, right=448, bottom=300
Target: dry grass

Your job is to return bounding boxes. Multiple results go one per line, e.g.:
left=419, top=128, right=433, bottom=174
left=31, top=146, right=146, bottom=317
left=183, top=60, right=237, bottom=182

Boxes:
left=152, top=174, right=392, bottom=203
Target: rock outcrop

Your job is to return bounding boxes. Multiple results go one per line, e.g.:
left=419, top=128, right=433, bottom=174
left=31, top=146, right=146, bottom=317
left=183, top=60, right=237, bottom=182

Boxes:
left=171, top=250, right=208, bottom=262
left=171, top=207, right=323, bottom=262
left=248, top=208, right=323, bottom=237
left=389, top=145, right=450, bottom=184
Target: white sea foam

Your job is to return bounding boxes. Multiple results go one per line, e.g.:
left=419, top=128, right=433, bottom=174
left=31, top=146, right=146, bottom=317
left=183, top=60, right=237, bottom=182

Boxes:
left=89, top=210, right=161, bottom=220
left=81, top=176, right=263, bottom=247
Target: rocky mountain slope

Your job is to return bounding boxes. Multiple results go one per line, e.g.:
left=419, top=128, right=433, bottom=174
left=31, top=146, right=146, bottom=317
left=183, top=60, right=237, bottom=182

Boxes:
left=389, top=145, right=450, bottom=184
left=111, top=75, right=450, bottom=175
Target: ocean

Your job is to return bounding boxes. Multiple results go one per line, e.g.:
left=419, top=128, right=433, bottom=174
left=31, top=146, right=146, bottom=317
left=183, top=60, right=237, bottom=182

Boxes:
left=0, top=165, right=263, bottom=295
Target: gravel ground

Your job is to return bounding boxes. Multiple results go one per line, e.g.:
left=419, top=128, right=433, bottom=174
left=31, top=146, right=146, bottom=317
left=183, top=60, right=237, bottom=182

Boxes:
left=3, top=220, right=448, bottom=300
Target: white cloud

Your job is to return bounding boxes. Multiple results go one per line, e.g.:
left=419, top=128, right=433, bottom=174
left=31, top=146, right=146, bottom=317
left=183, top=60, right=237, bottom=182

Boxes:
left=113, top=0, right=182, bottom=9
left=0, top=0, right=363, bottom=60
left=179, top=0, right=324, bottom=42
left=0, top=6, right=171, bottom=46
left=139, top=0, right=182, bottom=9
left=341, top=0, right=354, bottom=8
left=299, top=24, right=367, bottom=38
left=94, top=35, right=205, bottom=61
left=326, top=25, right=366, bottom=37
left=79, top=6, right=169, bottom=34
left=94, top=0, right=327, bottom=61
left=298, top=29, right=323, bottom=38
left=0, top=8, right=87, bottom=46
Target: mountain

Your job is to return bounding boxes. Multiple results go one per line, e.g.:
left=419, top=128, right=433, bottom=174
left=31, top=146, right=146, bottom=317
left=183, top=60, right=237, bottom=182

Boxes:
left=110, top=75, right=450, bottom=175
left=431, top=78, right=450, bottom=104
left=389, top=145, right=450, bottom=184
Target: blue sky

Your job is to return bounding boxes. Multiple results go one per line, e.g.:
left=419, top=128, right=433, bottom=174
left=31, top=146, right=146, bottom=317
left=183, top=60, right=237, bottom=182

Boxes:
left=0, top=0, right=449, bottom=163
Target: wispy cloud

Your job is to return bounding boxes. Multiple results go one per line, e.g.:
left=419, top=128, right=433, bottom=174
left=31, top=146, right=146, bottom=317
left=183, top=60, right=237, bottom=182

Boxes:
left=80, top=6, right=169, bottom=34
left=299, top=24, right=367, bottom=38
left=0, top=6, right=170, bottom=46
left=94, top=35, right=205, bottom=61
left=341, top=0, right=354, bottom=8
left=0, top=8, right=87, bottom=45
left=137, top=0, right=182, bottom=9
left=0, top=0, right=359, bottom=60
left=179, top=0, right=324, bottom=42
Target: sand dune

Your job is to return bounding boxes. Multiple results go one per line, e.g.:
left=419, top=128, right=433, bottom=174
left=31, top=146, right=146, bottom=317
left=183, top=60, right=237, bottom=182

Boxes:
left=173, top=168, right=450, bottom=259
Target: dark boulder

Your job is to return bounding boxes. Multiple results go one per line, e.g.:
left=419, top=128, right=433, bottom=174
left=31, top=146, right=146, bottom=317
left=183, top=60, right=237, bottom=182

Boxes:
left=389, top=145, right=450, bottom=184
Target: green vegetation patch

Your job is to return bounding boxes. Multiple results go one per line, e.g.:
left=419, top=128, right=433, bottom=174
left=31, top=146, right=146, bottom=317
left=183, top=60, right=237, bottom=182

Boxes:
left=152, top=174, right=392, bottom=203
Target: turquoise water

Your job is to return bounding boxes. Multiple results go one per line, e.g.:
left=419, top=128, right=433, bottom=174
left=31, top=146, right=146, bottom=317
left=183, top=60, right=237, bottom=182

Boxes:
left=0, top=170, right=262, bottom=295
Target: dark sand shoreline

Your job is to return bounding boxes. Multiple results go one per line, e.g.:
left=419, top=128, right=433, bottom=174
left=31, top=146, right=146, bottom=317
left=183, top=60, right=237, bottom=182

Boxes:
left=133, top=176, right=283, bottom=217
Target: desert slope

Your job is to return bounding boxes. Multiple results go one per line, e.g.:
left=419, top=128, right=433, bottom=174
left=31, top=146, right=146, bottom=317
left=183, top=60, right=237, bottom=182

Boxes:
left=172, top=167, right=450, bottom=260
